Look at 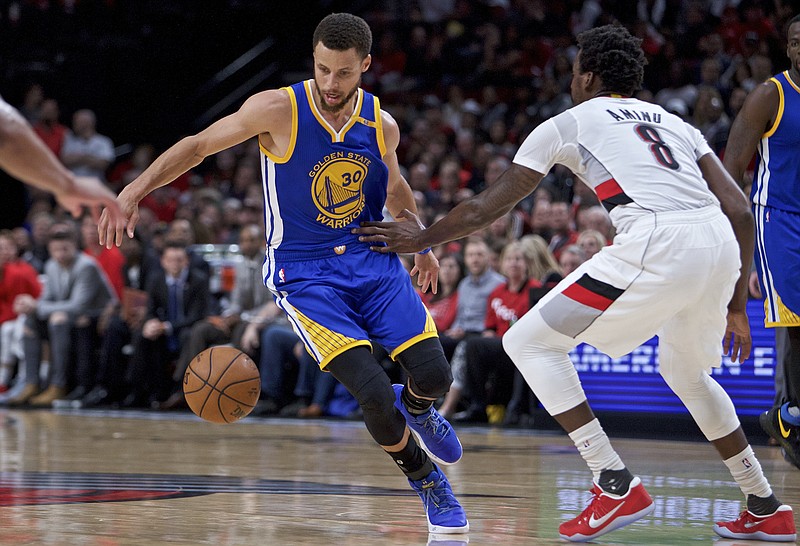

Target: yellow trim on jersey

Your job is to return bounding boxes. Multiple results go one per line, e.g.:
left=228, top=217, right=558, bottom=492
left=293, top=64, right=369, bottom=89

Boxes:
left=303, top=80, right=363, bottom=143
left=291, top=306, right=371, bottom=368
left=374, top=96, right=387, bottom=158
left=258, top=86, right=298, bottom=164
left=319, top=340, right=373, bottom=370
left=764, top=77, right=784, bottom=138
left=389, top=308, right=438, bottom=360
left=784, top=70, right=800, bottom=93
left=764, top=294, right=800, bottom=327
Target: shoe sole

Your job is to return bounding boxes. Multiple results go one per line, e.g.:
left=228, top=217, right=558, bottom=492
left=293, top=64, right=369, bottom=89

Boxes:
left=712, top=525, right=796, bottom=542
left=759, top=412, right=800, bottom=469
left=428, top=519, right=469, bottom=534
left=559, top=501, right=655, bottom=542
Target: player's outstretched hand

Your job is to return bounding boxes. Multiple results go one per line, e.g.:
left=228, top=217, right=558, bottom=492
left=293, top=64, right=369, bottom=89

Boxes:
left=354, top=209, right=428, bottom=254
left=56, top=175, right=122, bottom=229
left=98, top=184, right=140, bottom=249
left=723, top=309, right=752, bottom=363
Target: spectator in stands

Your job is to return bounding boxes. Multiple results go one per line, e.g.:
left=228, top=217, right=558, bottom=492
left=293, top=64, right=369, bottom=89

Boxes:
left=576, top=205, right=614, bottom=242
left=60, top=109, right=115, bottom=181
left=558, top=244, right=587, bottom=276
left=161, top=224, right=272, bottom=409
left=421, top=253, right=464, bottom=333
left=437, top=238, right=505, bottom=418
left=454, top=241, right=543, bottom=424
left=577, top=229, right=608, bottom=260
left=122, top=240, right=209, bottom=407
left=80, top=213, right=125, bottom=300
left=0, top=231, right=41, bottom=394
left=547, top=201, right=579, bottom=261
left=33, top=99, right=68, bottom=157
left=9, top=222, right=115, bottom=406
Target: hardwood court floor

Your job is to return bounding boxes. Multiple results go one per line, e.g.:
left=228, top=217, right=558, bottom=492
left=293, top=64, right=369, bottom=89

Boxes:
left=0, top=409, right=797, bottom=545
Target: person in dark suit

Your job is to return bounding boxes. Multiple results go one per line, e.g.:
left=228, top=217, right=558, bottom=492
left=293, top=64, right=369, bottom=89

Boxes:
left=123, top=240, right=209, bottom=407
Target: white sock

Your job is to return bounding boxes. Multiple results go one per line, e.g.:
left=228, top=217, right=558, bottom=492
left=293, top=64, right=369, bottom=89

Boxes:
left=569, top=418, right=625, bottom=481
left=723, top=446, right=772, bottom=499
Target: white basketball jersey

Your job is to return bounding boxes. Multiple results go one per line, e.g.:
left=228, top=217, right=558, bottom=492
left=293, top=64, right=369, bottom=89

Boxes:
left=514, top=96, right=718, bottom=233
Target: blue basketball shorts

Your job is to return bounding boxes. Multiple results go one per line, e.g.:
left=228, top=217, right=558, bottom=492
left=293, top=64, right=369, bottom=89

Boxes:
left=754, top=204, right=800, bottom=326
left=264, top=243, right=437, bottom=368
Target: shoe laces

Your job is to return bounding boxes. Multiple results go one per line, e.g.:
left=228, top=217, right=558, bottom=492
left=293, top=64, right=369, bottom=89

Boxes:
left=416, top=409, right=449, bottom=439
left=421, top=477, right=459, bottom=513
left=577, top=486, right=611, bottom=521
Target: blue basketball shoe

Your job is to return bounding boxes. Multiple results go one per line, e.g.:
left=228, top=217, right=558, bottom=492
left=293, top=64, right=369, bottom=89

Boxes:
left=393, top=384, right=463, bottom=465
left=409, top=465, right=469, bottom=534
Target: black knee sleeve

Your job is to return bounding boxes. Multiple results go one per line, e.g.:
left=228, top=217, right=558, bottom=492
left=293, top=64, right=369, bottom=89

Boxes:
left=395, top=338, right=452, bottom=399
left=326, top=347, right=406, bottom=446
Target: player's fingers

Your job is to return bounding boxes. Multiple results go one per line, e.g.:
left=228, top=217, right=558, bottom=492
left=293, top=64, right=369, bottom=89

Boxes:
left=368, top=245, right=391, bottom=253
left=430, top=273, right=438, bottom=295
left=359, top=234, right=389, bottom=243
left=410, top=265, right=419, bottom=277
left=722, top=331, right=732, bottom=355
left=740, top=337, right=752, bottom=363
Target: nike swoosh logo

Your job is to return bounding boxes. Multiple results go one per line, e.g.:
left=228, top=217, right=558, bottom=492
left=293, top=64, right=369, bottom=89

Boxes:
left=744, top=520, right=766, bottom=529
left=778, top=412, right=792, bottom=439
left=588, top=504, right=624, bottom=529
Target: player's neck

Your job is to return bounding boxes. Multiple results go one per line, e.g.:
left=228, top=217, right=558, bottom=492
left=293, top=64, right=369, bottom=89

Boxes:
left=593, top=91, right=630, bottom=99
left=311, top=83, right=357, bottom=129
left=787, top=68, right=800, bottom=88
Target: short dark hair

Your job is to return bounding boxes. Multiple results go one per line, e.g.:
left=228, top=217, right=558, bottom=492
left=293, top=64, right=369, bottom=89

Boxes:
left=787, top=13, right=800, bottom=34
left=313, top=13, right=372, bottom=59
left=576, top=25, right=646, bottom=97
left=48, top=222, right=77, bottom=244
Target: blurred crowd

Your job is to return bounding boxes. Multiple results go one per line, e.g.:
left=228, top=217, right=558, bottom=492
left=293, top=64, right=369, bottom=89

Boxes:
left=0, top=0, right=795, bottom=425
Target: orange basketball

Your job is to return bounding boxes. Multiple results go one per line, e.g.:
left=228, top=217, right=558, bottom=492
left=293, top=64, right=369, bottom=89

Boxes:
left=184, top=346, right=261, bottom=424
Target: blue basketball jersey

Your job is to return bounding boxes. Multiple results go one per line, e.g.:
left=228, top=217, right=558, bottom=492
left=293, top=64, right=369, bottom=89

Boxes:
left=751, top=71, right=800, bottom=213
left=258, top=80, right=388, bottom=268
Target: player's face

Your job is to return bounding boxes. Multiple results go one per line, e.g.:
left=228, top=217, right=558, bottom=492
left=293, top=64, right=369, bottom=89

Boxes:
left=313, top=43, right=370, bottom=113
left=787, top=22, right=800, bottom=76
left=570, top=51, right=592, bottom=105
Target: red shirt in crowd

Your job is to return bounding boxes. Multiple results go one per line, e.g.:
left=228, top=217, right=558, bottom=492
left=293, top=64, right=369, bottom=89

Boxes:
left=84, top=246, right=126, bottom=300
left=422, top=291, right=459, bottom=332
left=485, top=278, right=541, bottom=337
left=0, top=260, right=42, bottom=324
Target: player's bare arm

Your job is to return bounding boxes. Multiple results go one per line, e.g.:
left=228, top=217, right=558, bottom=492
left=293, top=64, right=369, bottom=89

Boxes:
left=722, top=81, right=778, bottom=189
left=356, top=162, right=542, bottom=253
left=0, top=97, right=122, bottom=224
left=379, top=110, right=440, bottom=294
left=98, top=89, right=292, bottom=247
left=698, top=152, right=754, bottom=362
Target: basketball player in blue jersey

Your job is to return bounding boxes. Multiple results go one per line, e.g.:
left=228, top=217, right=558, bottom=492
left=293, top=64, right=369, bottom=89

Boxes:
left=725, top=14, right=800, bottom=471
left=97, top=13, right=468, bottom=535
left=357, top=25, right=795, bottom=542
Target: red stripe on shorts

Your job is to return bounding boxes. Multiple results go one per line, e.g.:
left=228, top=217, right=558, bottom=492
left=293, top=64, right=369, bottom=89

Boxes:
left=562, top=283, right=615, bottom=311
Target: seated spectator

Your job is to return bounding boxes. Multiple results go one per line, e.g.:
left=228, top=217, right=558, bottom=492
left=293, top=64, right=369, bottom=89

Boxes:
left=122, top=241, right=209, bottom=407
left=162, top=224, right=274, bottom=409
left=454, top=241, right=542, bottom=424
left=60, top=109, right=115, bottom=181
left=9, top=222, right=116, bottom=406
left=33, top=99, right=68, bottom=157
left=559, top=244, right=587, bottom=276
left=0, top=231, right=41, bottom=393
left=437, top=238, right=505, bottom=418
left=577, top=229, right=608, bottom=260
left=547, top=200, right=579, bottom=261
left=421, top=253, right=464, bottom=333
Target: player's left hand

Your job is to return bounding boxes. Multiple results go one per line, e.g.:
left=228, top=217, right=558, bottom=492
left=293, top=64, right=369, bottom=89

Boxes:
left=354, top=209, right=428, bottom=254
left=723, top=309, right=752, bottom=363
left=412, top=251, right=439, bottom=294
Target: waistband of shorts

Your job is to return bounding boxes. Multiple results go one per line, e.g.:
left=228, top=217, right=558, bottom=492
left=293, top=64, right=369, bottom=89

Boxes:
left=631, top=205, right=723, bottom=228
left=272, top=241, right=373, bottom=262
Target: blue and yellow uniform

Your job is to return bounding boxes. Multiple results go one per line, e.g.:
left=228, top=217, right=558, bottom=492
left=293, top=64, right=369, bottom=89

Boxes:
left=258, top=80, right=436, bottom=367
left=751, top=71, right=800, bottom=327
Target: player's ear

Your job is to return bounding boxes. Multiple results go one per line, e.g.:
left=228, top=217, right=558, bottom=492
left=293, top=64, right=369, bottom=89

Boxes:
left=361, top=54, right=371, bottom=73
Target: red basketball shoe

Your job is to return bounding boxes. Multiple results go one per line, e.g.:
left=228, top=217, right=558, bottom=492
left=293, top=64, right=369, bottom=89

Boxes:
left=713, top=505, right=796, bottom=542
left=559, top=477, right=654, bottom=542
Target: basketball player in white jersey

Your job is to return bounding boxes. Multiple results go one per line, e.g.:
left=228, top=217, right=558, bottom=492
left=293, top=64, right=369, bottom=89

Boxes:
left=356, top=25, right=796, bottom=542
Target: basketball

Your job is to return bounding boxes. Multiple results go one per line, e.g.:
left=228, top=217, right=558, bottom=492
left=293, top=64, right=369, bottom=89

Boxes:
left=183, top=346, right=261, bottom=424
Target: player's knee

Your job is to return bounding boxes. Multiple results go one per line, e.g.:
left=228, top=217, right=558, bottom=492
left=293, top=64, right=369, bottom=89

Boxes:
left=356, top=372, right=396, bottom=415
left=502, top=326, right=529, bottom=363
left=397, top=339, right=452, bottom=398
